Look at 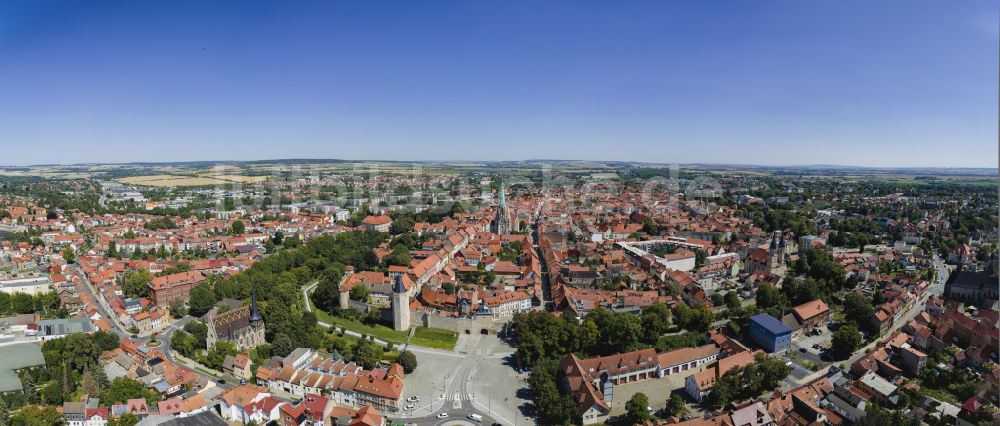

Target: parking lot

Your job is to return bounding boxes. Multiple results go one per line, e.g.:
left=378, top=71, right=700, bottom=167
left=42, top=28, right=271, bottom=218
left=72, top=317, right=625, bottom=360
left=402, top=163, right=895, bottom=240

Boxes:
left=789, top=324, right=834, bottom=365
left=609, top=369, right=698, bottom=417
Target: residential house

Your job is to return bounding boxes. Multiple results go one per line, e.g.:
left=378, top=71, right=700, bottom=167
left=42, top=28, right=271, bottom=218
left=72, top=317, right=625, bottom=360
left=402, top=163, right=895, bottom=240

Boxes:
left=684, top=350, right=758, bottom=402
left=223, top=353, right=253, bottom=382
left=219, top=384, right=271, bottom=424
left=64, top=401, right=87, bottom=426
left=781, top=299, right=830, bottom=337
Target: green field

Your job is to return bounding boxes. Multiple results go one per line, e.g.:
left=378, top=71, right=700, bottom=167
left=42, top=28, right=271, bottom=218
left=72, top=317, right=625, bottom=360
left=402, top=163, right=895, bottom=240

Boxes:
left=311, top=297, right=458, bottom=350
left=410, top=326, right=459, bottom=350
left=310, top=302, right=407, bottom=342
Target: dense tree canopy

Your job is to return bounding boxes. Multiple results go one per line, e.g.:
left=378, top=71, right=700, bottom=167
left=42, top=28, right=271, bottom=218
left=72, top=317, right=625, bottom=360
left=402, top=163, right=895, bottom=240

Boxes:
left=626, top=392, right=650, bottom=424
left=121, top=269, right=152, bottom=299
left=101, top=377, right=160, bottom=405
left=187, top=283, right=216, bottom=317
left=527, top=359, right=578, bottom=425
left=843, top=293, right=875, bottom=330
left=831, top=324, right=862, bottom=359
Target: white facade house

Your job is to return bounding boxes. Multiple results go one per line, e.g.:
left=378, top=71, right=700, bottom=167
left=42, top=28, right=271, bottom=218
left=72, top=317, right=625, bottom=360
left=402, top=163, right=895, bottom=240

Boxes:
left=0, top=276, right=52, bottom=296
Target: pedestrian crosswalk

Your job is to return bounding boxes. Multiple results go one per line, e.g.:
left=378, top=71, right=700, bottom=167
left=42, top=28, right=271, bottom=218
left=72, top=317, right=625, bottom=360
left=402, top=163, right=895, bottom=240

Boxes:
left=444, top=393, right=476, bottom=401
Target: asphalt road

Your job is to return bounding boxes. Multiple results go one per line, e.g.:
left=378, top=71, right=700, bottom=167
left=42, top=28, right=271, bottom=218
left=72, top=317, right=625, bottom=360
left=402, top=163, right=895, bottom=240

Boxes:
left=783, top=255, right=952, bottom=388
left=390, top=345, right=503, bottom=426
left=391, top=334, right=531, bottom=426
left=73, top=263, right=230, bottom=387
left=73, top=263, right=130, bottom=339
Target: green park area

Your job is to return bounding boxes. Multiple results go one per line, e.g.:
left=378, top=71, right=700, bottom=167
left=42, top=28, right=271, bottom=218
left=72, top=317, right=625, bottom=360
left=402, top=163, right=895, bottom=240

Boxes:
left=410, top=326, right=459, bottom=350
left=311, top=299, right=458, bottom=350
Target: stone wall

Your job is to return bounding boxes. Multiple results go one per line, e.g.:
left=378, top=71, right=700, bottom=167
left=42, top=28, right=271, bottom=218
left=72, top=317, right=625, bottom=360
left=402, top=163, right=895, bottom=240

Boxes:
left=347, top=300, right=372, bottom=313
left=416, top=311, right=507, bottom=334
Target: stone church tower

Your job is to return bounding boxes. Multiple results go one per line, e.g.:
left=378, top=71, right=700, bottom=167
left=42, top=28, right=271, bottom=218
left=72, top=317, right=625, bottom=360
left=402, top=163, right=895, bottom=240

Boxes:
left=768, top=233, right=786, bottom=273
left=392, top=275, right=410, bottom=332
left=206, top=280, right=266, bottom=350
left=491, top=180, right=512, bottom=235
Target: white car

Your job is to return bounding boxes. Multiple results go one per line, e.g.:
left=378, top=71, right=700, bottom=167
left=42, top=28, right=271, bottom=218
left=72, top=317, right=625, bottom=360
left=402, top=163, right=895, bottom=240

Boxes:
left=407, top=396, right=420, bottom=402
left=404, top=404, right=415, bottom=410
left=436, top=413, right=449, bottom=419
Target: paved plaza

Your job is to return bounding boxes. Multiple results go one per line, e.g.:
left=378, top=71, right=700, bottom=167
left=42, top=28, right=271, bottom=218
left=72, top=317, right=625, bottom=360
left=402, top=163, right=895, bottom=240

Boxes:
left=394, top=334, right=531, bottom=425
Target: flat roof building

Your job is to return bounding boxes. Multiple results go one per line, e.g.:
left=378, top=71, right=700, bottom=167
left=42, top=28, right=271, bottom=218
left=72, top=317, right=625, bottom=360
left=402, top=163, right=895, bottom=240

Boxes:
left=0, top=343, right=45, bottom=392
left=749, top=313, right=792, bottom=352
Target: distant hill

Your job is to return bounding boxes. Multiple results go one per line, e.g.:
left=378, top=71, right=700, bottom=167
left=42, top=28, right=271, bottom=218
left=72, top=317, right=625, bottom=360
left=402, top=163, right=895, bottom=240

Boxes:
left=3, top=159, right=996, bottom=176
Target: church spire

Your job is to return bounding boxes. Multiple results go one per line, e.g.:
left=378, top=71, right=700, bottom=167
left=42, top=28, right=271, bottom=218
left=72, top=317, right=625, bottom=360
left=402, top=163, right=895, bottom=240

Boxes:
left=393, top=274, right=406, bottom=294
left=492, top=179, right=511, bottom=235
left=499, top=179, right=506, bottom=208
left=249, top=279, right=262, bottom=322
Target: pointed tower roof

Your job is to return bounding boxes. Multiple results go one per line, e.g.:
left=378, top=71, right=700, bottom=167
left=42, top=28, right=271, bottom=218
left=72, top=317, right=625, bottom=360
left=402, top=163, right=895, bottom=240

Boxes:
left=249, top=279, right=262, bottom=322
left=499, top=179, right=506, bottom=208
left=393, top=274, right=406, bottom=294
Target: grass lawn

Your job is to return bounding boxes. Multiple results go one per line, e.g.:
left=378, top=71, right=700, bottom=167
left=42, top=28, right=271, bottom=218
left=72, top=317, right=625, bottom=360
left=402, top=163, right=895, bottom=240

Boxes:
left=922, top=387, right=957, bottom=403
left=194, top=366, right=221, bottom=378
left=317, top=310, right=410, bottom=343
left=311, top=298, right=457, bottom=350
left=410, top=327, right=458, bottom=350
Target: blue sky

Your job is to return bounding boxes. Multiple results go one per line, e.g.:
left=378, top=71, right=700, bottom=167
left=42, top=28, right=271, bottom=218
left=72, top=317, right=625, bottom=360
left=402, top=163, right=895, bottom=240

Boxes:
left=0, top=1, right=997, bottom=167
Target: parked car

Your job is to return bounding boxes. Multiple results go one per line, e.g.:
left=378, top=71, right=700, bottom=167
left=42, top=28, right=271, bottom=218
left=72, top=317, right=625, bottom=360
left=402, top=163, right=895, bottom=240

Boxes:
left=404, top=404, right=415, bottom=410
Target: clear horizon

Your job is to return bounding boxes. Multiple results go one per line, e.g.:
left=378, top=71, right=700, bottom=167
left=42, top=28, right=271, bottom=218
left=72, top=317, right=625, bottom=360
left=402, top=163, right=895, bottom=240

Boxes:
left=3, top=158, right=1000, bottom=170
left=1, top=1, right=997, bottom=167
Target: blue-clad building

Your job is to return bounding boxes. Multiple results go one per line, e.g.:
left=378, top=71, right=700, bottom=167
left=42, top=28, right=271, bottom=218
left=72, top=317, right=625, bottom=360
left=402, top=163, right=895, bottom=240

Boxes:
left=749, top=313, right=792, bottom=352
